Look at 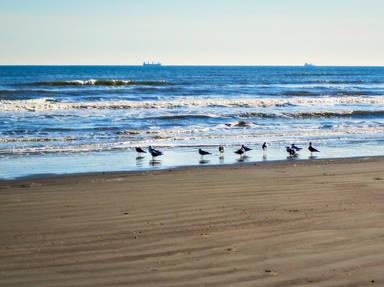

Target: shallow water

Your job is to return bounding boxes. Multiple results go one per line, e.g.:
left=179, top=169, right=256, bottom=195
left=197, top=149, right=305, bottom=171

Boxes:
left=1, top=66, right=384, bottom=179
left=2, top=143, right=384, bottom=179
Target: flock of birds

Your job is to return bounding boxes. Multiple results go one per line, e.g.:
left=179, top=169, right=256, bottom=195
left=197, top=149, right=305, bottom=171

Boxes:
left=135, top=142, right=320, bottom=159
left=285, top=142, right=320, bottom=157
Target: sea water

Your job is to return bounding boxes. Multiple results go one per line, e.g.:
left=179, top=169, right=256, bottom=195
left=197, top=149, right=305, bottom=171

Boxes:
left=1, top=65, right=384, bottom=179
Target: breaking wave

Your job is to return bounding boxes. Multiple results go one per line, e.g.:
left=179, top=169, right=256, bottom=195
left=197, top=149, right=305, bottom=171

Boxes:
left=3, top=123, right=384, bottom=156
left=26, top=79, right=174, bottom=86
left=239, top=110, right=384, bottom=119
left=2, top=96, right=384, bottom=112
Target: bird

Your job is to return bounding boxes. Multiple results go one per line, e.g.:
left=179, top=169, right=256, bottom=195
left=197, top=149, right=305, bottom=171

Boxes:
left=135, top=147, right=146, bottom=155
left=286, top=146, right=297, bottom=157
left=291, top=144, right=302, bottom=151
left=241, top=145, right=252, bottom=152
left=234, top=147, right=245, bottom=156
left=148, top=146, right=163, bottom=158
left=219, top=146, right=224, bottom=153
left=262, top=142, right=267, bottom=151
left=308, top=142, right=320, bottom=153
left=198, top=148, right=211, bottom=157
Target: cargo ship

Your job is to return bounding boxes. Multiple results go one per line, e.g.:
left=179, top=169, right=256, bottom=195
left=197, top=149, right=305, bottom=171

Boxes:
left=304, top=62, right=316, bottom=68
left=143, top=61, right=162, bottom=67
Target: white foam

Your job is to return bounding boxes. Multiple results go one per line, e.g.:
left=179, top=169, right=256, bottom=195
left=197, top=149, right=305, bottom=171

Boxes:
left=3, top=123, right=384, bottom=156
left=2, top=96, right=384, bottom=112
left=67, top=79, right=98, bottom=85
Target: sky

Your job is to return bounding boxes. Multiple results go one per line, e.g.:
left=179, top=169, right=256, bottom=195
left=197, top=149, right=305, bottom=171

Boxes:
left=0, top=0, right=383, bottom=65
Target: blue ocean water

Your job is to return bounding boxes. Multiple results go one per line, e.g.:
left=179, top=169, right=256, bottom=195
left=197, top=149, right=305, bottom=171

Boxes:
left=1, top=66, right=384, bottom=179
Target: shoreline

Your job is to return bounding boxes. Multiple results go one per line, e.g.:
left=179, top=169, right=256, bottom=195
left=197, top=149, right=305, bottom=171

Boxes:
left=1, top=154, right=384, bottom=183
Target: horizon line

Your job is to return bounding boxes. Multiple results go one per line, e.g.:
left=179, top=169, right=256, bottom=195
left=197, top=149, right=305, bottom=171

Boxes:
left=1, top=64, right=384, bottom=67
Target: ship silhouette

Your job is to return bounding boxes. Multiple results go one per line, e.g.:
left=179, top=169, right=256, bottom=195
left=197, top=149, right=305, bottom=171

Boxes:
left=304, top=62, right=316, bottom=68
left=143, top=61, right=162, bottom=67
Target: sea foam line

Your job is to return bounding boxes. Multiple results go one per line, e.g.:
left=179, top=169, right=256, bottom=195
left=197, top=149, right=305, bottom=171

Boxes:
left=2, top=124, right=384, bottom=155
left=26, top=79, right=173, bottom=86
left=2, top=96, right=384, bottom=112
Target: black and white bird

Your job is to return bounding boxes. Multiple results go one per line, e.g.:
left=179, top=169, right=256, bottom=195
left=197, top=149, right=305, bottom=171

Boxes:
left=198, top=148, right=211, bottom=157
left=291, top=144, right=302, bottom=151
left=148, top=146, right=163, bottom=158
left=286, top=146, right=297, bottom=157
left=135, top=147, right=147, bottom=155
left=308, top=142, right=320, bottom=153
left=241, top=145, right=252, bottom=153
left=234, top=147, right=245, bottom=156
left=262, top=142, right=268, bottom=151
left=219, top=146, right=224, bottom=153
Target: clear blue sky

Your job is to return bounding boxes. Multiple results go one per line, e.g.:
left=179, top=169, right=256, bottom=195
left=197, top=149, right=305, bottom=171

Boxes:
left=0, top=0, right=383, bottom=65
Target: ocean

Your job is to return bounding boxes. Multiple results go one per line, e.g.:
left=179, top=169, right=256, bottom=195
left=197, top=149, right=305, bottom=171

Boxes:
left=1, top=65, right=384, bottom=179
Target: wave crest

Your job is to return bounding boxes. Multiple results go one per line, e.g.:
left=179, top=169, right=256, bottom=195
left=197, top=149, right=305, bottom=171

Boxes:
left=2, top=96, right=384, bottom=112
left=239, top=110, right=384, bottom=119
left=26, top=79, right=173, bottom=87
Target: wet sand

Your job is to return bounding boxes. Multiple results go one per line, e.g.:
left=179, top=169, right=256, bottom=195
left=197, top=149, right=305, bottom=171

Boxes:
left=1, top=157, right=384, bottom=286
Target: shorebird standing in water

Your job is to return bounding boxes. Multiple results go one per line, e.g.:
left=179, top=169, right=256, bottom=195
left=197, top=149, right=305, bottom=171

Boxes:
left=291, top=144, right=302, bottom=151
left=198, top=148, right=211, bottom=164
left=286, top=146, right=297, bottom=157
left=241, top=145, right=252, bottom=154
left=148, top=146, right=163, bottom=159
left=135, top=147, right=147, bottom=156
left=218, top=146, right=225, bottom=164
left=262, top=142, right=268, bottom=160
left=308, top=142, right=320, bottom=153
left=234, top=147, right=245, bottom=157
left=262, top=142, right=268, bottom=151
left=198, top=148, right=211, bottom=158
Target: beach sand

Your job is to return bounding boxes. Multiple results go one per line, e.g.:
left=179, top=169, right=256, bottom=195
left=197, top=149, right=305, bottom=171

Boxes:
left=1, top=158, right=384, bottom=286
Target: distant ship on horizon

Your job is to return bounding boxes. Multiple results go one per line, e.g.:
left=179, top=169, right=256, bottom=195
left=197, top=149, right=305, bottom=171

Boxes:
left=143, top=61, right=162, bottom=67
left=304, top=62, right=316, bottom=68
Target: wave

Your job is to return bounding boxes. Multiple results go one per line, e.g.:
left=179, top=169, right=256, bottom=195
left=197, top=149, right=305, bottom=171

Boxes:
left=281, top=91, right=319, bottom=96
left=0, top=136, right=76, bottom=143
left=318, top=79, right=383, bottom=84
left=239, top=110, right=384, bottom=119
left=0, top=89, right=58, bottom=95
left=2, top=96, right=384, bottom=112
left=0, top=89, right=60, bottom=100
left=1, top=126, right=124, bottom=136
left=3, top=124, right=384, bottom=156
left=0, top=122, right=256, bottom=146
left=145, top=114, right=221, bottom=120
left=26, top=79, right=174, bottom=87
left=281, top=90, right=374, bottom=97
left=335, top=91, right=373, bottom=96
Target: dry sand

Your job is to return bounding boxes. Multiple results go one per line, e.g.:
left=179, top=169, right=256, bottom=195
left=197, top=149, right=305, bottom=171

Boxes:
left=1, top=158, right=384, bottom=286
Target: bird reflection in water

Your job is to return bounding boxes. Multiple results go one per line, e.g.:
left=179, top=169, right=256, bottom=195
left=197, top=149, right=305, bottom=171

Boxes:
left=219, top=155, right=224, bottom=164
left=286, top=154, right=299, bottom=160
left=136, top=156, right=145, bottom=167
left=262, top=154, right=267, bottom=161
left=149, top=159, right=162, bottom=166
left=237, top=155, right=250, bottom=163
left=199, top=159, right=210, bottom=165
